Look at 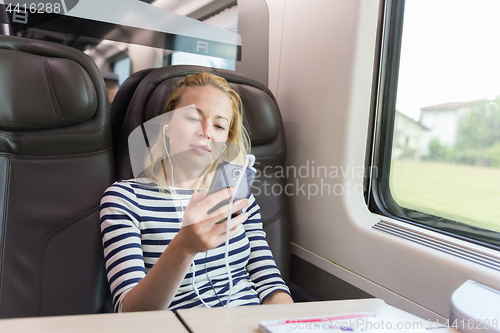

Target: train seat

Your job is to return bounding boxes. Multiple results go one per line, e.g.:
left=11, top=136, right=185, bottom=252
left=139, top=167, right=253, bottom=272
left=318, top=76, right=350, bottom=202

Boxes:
left=111, top=65, right=291, bottom=282
left=109, top=68, right=154, bottom=175
left=0, top=35, right=114, bottom=318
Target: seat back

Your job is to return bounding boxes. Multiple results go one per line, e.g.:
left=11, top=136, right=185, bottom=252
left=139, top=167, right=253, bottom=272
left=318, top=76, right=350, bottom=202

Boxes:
left=112, top=65, right=291, bottom=282
left=109, top=68, right=155, bottom=176
left=0, top=36, right=114, bottom=318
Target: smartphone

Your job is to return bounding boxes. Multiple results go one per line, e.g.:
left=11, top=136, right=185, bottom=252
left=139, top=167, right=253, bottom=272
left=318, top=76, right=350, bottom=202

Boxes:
left=207, top=160, right=257, bottom=216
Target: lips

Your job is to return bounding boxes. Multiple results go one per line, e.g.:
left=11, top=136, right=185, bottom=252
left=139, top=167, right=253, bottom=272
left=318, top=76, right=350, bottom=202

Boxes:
left=190, top=144, right=211, bottom=153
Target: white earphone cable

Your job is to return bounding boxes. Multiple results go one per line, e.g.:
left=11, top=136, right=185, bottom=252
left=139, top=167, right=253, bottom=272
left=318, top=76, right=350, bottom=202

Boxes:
left=223, top=154, right=252, bottom=307
left=163, top=125, right=211, bottom=308
left=162, top=124, right=253, bottom=308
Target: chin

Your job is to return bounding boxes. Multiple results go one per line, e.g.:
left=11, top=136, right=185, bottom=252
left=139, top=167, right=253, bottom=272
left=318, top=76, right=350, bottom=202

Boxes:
left=183, top=155, right=212, bottom=170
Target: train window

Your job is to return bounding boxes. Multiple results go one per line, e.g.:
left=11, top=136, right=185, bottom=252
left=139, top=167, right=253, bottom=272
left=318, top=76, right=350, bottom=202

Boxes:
left=112, top=56, right=131, bottom=86
left=370, top=0, right=500, bottom=249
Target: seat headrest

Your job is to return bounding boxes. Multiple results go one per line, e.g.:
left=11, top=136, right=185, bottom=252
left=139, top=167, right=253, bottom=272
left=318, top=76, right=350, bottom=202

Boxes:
left=123, top=66, right=281, bottom=147
left=0, top=49, right=97, bottom=131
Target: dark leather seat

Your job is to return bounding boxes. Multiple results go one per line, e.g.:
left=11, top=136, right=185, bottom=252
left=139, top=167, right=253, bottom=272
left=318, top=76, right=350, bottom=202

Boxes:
left=0, top=35, right=114, bottom=318
left=109, top=68, right=154, bottom=176
left=112, top=65, right=291, bottom=282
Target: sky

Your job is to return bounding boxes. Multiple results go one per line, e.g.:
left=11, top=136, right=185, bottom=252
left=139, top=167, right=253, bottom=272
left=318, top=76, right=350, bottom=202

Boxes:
left=396, top=0, right=500, bottom=120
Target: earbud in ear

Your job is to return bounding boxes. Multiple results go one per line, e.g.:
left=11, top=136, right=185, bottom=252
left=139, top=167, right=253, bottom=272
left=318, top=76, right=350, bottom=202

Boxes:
left=163, top=124, right=169, bottom=135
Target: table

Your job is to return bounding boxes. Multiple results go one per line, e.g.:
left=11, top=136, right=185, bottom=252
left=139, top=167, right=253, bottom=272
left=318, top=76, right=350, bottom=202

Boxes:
left=0, top=310, right=188, bottom=333
left=0, top=299, right=460, bottom=333
left=177, top=298, right=460, bottom=333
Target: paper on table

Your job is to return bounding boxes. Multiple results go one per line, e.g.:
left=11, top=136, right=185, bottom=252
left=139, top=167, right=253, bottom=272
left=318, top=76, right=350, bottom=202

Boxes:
left=259, top=312, right=426, bottom=332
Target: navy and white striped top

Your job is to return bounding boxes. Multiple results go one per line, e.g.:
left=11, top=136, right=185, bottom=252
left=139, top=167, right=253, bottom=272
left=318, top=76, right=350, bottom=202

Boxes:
left=100, top=178, right=290, bottom=312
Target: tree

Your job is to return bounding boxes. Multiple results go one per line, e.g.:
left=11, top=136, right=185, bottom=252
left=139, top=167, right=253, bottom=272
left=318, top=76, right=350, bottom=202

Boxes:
left=446, top=95, right=500, bottom=166
left=428, top=138, right=451, bottom=162
left=456, top=96, right=500, bottom=151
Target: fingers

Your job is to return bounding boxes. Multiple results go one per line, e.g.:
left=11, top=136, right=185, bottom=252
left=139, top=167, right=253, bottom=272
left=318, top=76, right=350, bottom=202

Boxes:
left=186, top=186, right=249, bottom=223
left=179, top=197, right=249, bottom=253
left=224, top=223, right=244, bottom=241
left=184, top=190, right=208, bottom=209
left=183, top=189, right=232, bottom=226
left=194, top=187, right=236, bottom=216
left=213, top=211, right=248, bottom=236
left=213, top=216, right=246, bottom=246
left=182, top=196, right=248, bottom=229
left=179, top=210, right=247, bottom=253
left=206, top=197, right=250, bottom=221
left=180, top=187, right=251, bottom=251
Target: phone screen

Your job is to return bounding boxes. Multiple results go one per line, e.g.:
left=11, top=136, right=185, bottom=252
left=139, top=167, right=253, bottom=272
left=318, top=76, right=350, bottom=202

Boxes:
left=207, top=161, right=256, bottom=215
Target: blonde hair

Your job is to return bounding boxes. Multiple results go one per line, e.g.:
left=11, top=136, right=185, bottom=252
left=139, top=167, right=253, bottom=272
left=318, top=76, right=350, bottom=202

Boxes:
left=144, top=71, right=251, bottom=191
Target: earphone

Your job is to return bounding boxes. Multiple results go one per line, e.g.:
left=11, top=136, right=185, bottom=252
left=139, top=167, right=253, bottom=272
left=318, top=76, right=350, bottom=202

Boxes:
left=163, top=124, right=212, bottom=307
left=162, top=124, right=183, bottom=210
left=162, top=123, right=256, bottom=308
left=222, top=153, right=255, bottom=307
left=162, top=123, right=237, bottom=308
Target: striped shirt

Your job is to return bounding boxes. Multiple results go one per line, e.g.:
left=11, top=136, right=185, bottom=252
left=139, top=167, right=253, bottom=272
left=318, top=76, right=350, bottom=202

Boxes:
left=100, top=178, right=290, bottom=312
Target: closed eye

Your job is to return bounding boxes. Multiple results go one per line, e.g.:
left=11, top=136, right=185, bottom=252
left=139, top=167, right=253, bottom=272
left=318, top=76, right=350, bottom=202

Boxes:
left=215, top=124, right=226, bottom=131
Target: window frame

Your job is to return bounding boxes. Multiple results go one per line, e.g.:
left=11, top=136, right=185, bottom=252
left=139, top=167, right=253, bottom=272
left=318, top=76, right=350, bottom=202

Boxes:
left=367, top=0, right=500, bottom=251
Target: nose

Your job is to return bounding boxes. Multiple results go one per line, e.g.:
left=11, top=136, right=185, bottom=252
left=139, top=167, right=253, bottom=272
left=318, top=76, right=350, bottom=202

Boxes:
left=200, top=120, right=212, bottom=140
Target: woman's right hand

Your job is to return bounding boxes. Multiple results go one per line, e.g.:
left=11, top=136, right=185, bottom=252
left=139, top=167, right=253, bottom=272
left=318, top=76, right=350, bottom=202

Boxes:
left=175, top=188, right=250, bottom=255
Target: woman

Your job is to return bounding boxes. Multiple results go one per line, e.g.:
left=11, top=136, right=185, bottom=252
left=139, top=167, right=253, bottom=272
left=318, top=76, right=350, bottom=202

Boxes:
left=100, top=71, right=293, bottom=312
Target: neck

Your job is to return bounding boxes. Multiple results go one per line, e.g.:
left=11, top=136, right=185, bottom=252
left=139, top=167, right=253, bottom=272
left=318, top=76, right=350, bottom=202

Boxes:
left=164, top=159, right=205, bottom=190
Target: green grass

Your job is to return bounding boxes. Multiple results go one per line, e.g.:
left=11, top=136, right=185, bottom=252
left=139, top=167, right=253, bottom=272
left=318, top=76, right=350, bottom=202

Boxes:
left=390, top=161, right=500, bottom=233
